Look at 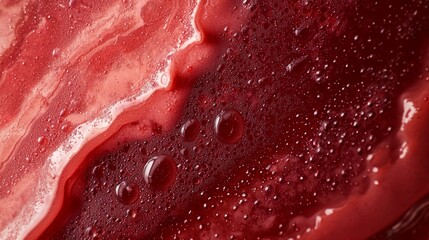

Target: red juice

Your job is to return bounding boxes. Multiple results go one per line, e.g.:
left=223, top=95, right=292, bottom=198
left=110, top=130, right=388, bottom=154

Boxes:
left=0, top=0, right=428, bottom=239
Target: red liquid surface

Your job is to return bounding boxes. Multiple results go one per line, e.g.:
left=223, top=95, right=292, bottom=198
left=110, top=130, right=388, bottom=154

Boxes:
left=0, top=0, right=429, bottom=239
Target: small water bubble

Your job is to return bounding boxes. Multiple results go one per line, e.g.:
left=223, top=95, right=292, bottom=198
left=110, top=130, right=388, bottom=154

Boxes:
left=193, top=177, right=202, bottom=185
left=143, top=155, right=177, bottom=191
left=85, top=226, right=100, bottom=238
left=127, top=208, right=138, bottom=218
left=68, top=0, right=77, bottom=7
left=37, top=136, right=47, bottom=145
left=180, top=148, right=190, bottom=157
left=92, top=166, right=103, bottom=178
left=59, top=108, right=68, bottom=117
left=115, top=181, right=139, bottom=204
left=286, top=56, right=308, bottom=73
left=294, top=21, right=311, bottom=37
left=214, top=109, right=244, bottom=144
left=60, top=123, right=71, bottom=132
left=52, top=48, right=60, bottom=57
left=180, top=119, right=200, bottom=141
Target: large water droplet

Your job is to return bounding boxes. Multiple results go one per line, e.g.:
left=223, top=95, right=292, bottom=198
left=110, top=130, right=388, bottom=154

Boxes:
left=214, top=109, right=244, bottom=144
left=180, top=119, right=200, bottom=141
left=143, top=155, right=177, bottom=191
left=115, top=181, right=139, bottom=204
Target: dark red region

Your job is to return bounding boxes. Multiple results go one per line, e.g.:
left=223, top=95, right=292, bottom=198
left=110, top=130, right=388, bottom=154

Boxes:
left=41, top=0, right=429, bottom=239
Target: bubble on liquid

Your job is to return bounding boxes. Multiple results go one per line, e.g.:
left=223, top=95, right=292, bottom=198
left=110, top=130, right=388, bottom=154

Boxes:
left=115, top=181, right=139, bottom=204
left=92, top=166, right=103, bottom=178
left=85, top=226, right=103, bottom=239
left=127, top=208, right=138, bottom=218
left=85, top=226, right=97, bottom=237
left=37, top=136, right=47, bottom=145
left=143, top=155, right=177, bottom=191
left=52, top=48, right=60, bottom=57
left=286, top=56, right=308, bottom=73
left=60, top=123, right=71, bottom=132
left=214, top=109, right=244, bottom=144
left=180, top=118, right=200, bottom=141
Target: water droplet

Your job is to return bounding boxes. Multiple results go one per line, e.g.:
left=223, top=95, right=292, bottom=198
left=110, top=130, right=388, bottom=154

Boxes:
left=180, top=119, right=200, bottom=141
left=115, top=181, right=139, bottom=204
left=52, top=48, right=60, bottom=57
left=286, top=56, right=308, bottom=73
left=214, top=110, right=244, bottom=144
left=68, top=0, right=77, bottom=7
left=92, top=166, right=102, bottom=178
left=85, top=226, right=104, bottom=239
left=294, top=20, right=311, bottom=37
left=37, top=136, right=47, bottom=145
left=127, top=208, right=138, bottom=218
left=60, top=123, right=71, bottom=132
left=180, top=148, right=190, bottom=157
left=143, top=155, right=177, bottom=191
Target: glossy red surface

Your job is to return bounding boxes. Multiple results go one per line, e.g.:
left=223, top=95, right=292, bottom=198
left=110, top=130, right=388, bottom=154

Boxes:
left=0, top=0, right=428, bottom=239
